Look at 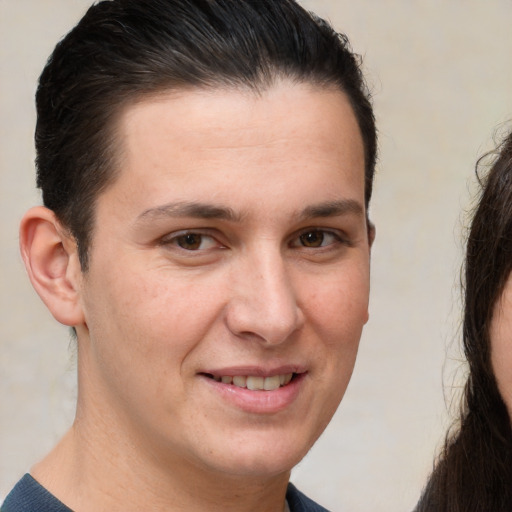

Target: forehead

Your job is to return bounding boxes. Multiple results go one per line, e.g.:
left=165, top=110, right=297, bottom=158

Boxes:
left=101, top=82, right=365, bottom=219
left=120, top=82, right=363, bottom=150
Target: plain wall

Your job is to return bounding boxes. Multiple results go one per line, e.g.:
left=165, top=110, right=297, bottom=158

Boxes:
left=1, top=1, right=512, bottom=510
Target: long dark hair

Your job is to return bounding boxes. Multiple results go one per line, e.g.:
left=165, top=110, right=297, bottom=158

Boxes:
left=415, top=132, right=512, bottom=511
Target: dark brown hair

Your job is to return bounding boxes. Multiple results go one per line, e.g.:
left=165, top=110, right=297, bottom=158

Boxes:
left=415, top=131, right=512, bottom=512
left=35, top=0, right=377, bottom=271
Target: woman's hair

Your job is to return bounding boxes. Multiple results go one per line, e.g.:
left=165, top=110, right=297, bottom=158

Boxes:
left=35, top=0, right=377, bottom=271
left=415, top=131, right=512, bottom=512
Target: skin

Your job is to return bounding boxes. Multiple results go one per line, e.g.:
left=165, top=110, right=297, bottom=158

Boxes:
left=21, top=81, right=373, bottom=512
left=491, top=275, right=512, bottom=419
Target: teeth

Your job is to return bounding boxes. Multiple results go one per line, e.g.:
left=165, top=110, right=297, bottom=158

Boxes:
left=216, top=373, right=294, bottom=390
left=246, top=376, right=264, bottom=390
left=263, top=375, right=281, bottom=390
left=233, top=376, right=247, bottom=388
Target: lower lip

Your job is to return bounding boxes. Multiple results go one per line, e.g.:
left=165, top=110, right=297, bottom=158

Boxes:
left=201, top=373, right=306, bottom=414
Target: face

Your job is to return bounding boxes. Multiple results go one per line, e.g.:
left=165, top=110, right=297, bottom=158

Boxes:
left=491, top=275, right=512, bottom=416
left=75, top=82, right=372, bottom=481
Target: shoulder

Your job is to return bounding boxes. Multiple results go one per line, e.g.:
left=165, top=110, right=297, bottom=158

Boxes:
left=286, top=483, right=331, bottom=512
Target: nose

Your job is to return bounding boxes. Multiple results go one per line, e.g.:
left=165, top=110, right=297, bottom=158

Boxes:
left=225, top=250, right=304, bottom=345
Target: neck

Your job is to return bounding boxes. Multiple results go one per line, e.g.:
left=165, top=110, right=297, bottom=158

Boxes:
left=31, top=420, right=290, bottom=512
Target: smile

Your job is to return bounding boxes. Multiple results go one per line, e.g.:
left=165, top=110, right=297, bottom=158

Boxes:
left=201, top=370, right=305, bottom=413
left=208, top=374, right=294, bottom=391
left=201, top=373, right=294, bottom=391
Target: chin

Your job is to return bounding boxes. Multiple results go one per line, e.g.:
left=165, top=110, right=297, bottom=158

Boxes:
left=202, top=436, right=312, bottom=480
left=213, top=457, right=297, bottom=481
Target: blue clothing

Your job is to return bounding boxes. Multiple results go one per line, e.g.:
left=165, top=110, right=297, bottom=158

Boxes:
left=287, top=483, right=330, bottom=512
left=1, top=475, right=71, bottom=512
left=2, top=474, right=330, bottom=512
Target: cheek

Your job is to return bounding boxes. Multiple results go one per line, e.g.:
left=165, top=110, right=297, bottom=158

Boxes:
left=304, top=265, right=370, bottom=342
left=302, top=272, right=368, bottom=436
left=491, top=305, right=512, bottom=413
left=82, top=266, right=227, bottom=376
left=79, top=268, right=229, bottom=424
left=301, top=264, right=369, bottom=408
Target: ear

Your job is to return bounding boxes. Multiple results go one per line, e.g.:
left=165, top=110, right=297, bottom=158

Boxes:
left=367, top=220, right=376, bottom=249
left=363, top=220, right=376, bottom=325
left=19, top=206, right=85, bottom=327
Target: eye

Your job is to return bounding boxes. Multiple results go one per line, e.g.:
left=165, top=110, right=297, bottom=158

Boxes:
left=162, top=231, right=220, bottom=251
left=176, top=233, right=208, bottom=250
left=295, top=229, right=340, bottom=248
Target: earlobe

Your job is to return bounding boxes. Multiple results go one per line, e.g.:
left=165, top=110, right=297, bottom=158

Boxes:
left=19, top=206, right=85, bottom=327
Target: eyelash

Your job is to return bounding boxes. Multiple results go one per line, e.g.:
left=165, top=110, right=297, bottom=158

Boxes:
left=291, top=228, right=349, bottom=250
left=159, top=230, right=222, bottom=251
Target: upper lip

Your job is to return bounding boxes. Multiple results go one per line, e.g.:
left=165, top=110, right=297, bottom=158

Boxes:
left=199, top=365, right=307, bottom=378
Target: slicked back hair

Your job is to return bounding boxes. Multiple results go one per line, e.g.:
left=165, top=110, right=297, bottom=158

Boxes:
left=36, top=0, right=377, bottom=270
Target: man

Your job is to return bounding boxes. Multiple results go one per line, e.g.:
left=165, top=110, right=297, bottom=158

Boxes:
left=1, top=1, right=377, bottom=511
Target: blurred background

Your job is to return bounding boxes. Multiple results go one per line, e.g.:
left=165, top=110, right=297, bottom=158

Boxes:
left=1, top=1, right=512, bottom=510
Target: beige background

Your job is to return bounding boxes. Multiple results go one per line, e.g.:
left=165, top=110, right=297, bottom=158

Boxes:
left=1, top=1, right=512, bottom=510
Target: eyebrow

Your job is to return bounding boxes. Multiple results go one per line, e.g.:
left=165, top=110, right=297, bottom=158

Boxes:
left=136, top=198, right=364, bottom=224
left=137, top=201, right=242, bottom=223
left=297, top=199, right=364, bottom=221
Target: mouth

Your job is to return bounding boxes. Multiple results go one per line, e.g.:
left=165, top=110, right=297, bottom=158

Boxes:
left=201, top=373, right=296, bottom=391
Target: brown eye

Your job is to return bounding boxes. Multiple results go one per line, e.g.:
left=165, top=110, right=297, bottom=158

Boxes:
left=176, top=233, right=203, bottom=250
left=161, top=231, right=220, bottom=252
left=299, top=230, right=325, bottom=247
